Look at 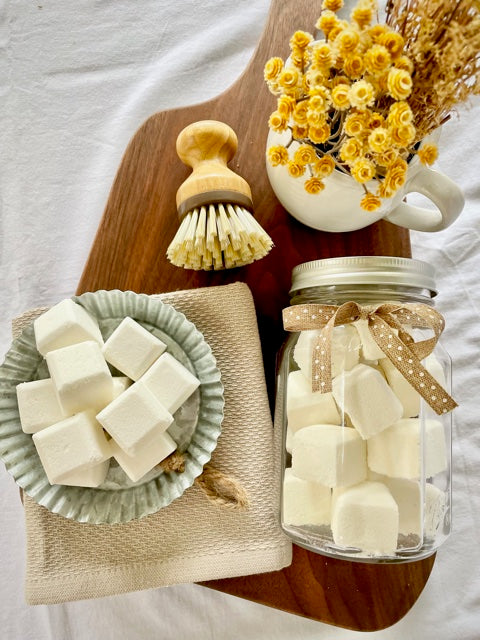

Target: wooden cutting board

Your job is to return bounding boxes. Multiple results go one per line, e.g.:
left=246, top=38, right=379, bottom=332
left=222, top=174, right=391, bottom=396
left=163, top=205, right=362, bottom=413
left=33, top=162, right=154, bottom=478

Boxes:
left=77, top=0, right=435, bottom=631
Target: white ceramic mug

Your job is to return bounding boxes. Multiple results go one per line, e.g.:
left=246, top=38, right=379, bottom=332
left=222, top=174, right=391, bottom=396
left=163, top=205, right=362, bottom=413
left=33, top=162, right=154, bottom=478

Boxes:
left=266, top=129, right=464, bottom=233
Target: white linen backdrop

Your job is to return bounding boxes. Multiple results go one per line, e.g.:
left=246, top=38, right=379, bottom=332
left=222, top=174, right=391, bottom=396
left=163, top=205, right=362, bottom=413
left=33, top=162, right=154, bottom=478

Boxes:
left=1, top=1, right=479, bottom=638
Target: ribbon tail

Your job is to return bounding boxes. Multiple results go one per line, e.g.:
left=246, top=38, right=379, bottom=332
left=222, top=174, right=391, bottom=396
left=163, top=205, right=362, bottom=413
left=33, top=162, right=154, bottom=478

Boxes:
left=311, top=321, right=334, bottom=393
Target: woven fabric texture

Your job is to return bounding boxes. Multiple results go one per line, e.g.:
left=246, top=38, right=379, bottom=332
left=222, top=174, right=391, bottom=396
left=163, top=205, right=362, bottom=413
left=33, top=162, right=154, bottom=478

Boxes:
left=12, top=282, right=292, bottom=605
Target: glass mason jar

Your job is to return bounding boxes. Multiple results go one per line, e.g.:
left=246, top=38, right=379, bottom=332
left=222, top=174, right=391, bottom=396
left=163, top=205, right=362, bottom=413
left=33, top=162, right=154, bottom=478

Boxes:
left=276, top=256, right=454, bottom=563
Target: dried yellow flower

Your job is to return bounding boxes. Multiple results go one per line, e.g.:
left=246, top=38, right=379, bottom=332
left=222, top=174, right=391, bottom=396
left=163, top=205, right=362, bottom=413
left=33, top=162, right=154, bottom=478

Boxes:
left=331, top=83, right=351, bottom=110
left=393, top=56, right=414, bottom=74
left=368, top=110, right=385, bottom=129
left=387, top=101, right=413, bottom=127
left=268, top=111, right=288, bottom=133
left=309, top=122, right=331, bottom=143
left=305, top=68, right=328, bottom=92
left=387, top=68, right=413, bottom=100
left=360, top=192, right=382, bottom=211
left=368, top=24, right=389, bottom=42
left=294, top=144, right=318, bottom=165
left=351, top=157, right=376, bottom=183
left=313, top=154, right=336, bottom=177
left=335, top=28, right=360, bottom=55
left=290, top=30, right=313, bottom=50
left=311, top=41, right=334, bottom=69
left=304, top=176, right=326, bottom=194
left=264, top=57, right=284, bottom=81
left=368, top=127, right=391, bottom=153
left=351, top=0, right=375, bottom=29
left=322, top=0, right=344, bottom=12
left=390, top=123, right=416, bottom=147
left=309, top=91, right=330, bottom=112
left=385, top=157, right=407, bottom=191
left=287, top=161, right=306, bottom=178
left=277, top=94, right=297, bottom=117
left=348, top=79, right=375, bottom=109
left=293, top=101, right=309, bottom=125
left=307, top=108, right=327, bottom=126
left=279, top=67, right=300, bottom=91
left=267, top=145, right=289, bottom=166
left=290, top=46, right=306, bottom=68
left=378, top=179, right=396, bottom=198
left=329, top=20, right=349, bottom=42
left=343, top=54, right=365, bottom=79
left=417, top=143, right=438, bottom=165
left=344, top=111, right=367, bottom=136
left=364, top=44, right=391, bottom=75
left=316, top=10, right=339, bottom=37
left=378, top=31, right=405, bottom=58
left=376, top=148, right=398, bottom=167
left=340, top=137, right=364, bottom=163
left=292, top=124, right=309, bottom=139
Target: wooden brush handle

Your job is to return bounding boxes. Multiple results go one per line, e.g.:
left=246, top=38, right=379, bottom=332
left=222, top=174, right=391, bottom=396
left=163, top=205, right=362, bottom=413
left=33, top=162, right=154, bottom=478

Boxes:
left=175, top=120, right=253, bottom=217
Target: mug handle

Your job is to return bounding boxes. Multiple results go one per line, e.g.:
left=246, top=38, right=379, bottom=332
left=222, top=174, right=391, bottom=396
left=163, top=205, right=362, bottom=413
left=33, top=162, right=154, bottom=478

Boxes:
left=384, top=166, right=465, bottom=232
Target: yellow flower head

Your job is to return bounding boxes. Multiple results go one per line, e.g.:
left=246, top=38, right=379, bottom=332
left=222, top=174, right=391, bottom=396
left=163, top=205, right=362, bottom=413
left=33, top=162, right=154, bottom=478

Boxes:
left=351, top=157, right=376, bottom=183
left=331, top=83, right=351, bottom=110
left=309, top=90, right=330, bottom=112
left=313, top=154, right=336, bottom=178
left=293, top=101, right=309, bottom=125
left=376, top=147, right=398, bottom=168
left=304, top=68, right=328, bottom=92
left=368, top=110, right=385, bottom=129
left=387, top=67, right=413, bottom=100
left=316, top=10, right=339, bottom=37
left=328, top=20, right=349, bottom=42
left=348, top=79, right=375, bottom=110
left=417, top=143, right=438, bottom=165
left=307, top=108, right=327, bottom=126
left=335, top=28, right=360, bottom=55
left=387, top=101, right=413, bottom=127
left=287, top=161, right=306, bottom=178
left=277, top=94, right=297, bottom=118
left=368, top=24, right=389, bottom=43
left=289, top=30, right=313, bottom=50
left=360, top=192, right=382, bottom=211
left=331, top=74, right=350, bottom=87
left=267, top=145, right=289, bottom=166
left=378, top=31, right=405, bottom=58
left=311, top=41, right=334, bottom=70
left=344, top=111, right=367, bottom=137
left=340, top=136, right=364, bottom=163
left=364, top=44, right=391, bottom=75
left=268, top=111, right=288, bottom=132
left=385, top=157, right=407, bottom=190
left=322, top=0, right=344, bottom=11
left=351, top=0, right=375, bottom=29
left=309, top=122, right=331, bottom=143
left=368, top=127, right=391, bottom=153
left=292, top=124, right=309, bottom=140
left=294, top=144, right=318, bottom=165
left=304, top=177, right=326, bottom=194
left=394, top=55, right=414, bottom=74
left=279, top=67, right=300, bottom=92
left=290, top=46, right=306, bottom=68
left=390, top=123, right=416, bottom=147
left=264, top=57, right=284, bottom=82
left=343, top=54, right=364, bottom=79
left=378, top=179, right=396, bottom=198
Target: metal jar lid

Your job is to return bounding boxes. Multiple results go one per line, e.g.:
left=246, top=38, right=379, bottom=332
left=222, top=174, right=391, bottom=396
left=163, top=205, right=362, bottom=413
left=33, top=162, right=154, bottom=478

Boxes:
left=290, top=256, right=437, bottom=296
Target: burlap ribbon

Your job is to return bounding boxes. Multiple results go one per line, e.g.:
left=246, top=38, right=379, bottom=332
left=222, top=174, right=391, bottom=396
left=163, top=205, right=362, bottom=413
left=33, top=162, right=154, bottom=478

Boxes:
left=282, top=301, right=457, bottom=415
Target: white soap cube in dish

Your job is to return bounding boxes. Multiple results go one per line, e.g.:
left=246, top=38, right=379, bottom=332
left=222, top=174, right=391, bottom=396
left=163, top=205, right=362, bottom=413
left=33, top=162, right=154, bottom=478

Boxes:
left=58, top=460, right=110, bottom=488
left=283, top=468, right=331, bottom=526
left=46, top=341, right=114, bottom=414
left=367, top=418, right=447, bottom=479
left=16, top=378, right=67, bottom=434
left=331, top=481, right=399, bottom=555
left=139, top=352, right=200, bottom=414
left=110, top=430, right=177, bottom=482
left=291, top=424, right=367, bottom=488
left=287, top=370, right=341, bottom=432
left=96, top=382, right=173, bottom=455
left=293, top=325, right=360, bottom=380
left=379, top=358, right=420, bottom=418
left=32, top=411, right=111, bottom=485
left=34, top=298, right=103, bottom=356
left=332, top=363, right=403, bottom=439
left=102, top=317, right=167, bottom=381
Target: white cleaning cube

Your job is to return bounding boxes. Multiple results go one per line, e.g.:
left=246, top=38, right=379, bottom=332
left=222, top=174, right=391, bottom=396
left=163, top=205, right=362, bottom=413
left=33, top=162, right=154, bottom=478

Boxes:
left=58, top=460, right=110, bottom=488
left=291, top=424, right=367, bottom=487
left=353, top=319, right=392, bottom=361
left=112, top=376, right=132, bottom=398
left=380, top=358, right=420, bottom=418
left=102, top=317, right=167, bottom=381
left=332, top=363, right=403, bottom=439
left=369, top=471, right=422, bottom=537
left=32, top=411, right=111, bottom=485
left=139, top=352, right=200, bottom=414
left=287, top=370, right=341, bottom=432
left=283, top=468, right=331, bottom=526
left=46, top=341, right=114, bottom=414
left=425, top=483, right=446, bottom=538
left=96, top=382, right=173, bottom=455
left=293, top=325, right=360, bottom=380
left=367, top=418, right=447, bottom=479
left=332, top=481, right=399, bottom=555
left=34, top=298, right=103, bottom=356
left=110, top=429, right=177, bottom=482
left=16, top=378, right=67, bottom=434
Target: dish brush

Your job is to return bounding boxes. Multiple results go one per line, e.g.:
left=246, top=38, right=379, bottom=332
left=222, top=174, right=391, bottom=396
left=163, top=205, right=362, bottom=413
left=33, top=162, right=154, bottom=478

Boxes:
left=167, top=120, right=273, bottom=270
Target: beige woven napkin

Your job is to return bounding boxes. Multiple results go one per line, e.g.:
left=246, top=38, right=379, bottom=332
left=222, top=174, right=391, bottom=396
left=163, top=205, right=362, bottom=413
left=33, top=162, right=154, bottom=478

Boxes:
left=12, top=282, right=292, bottom=605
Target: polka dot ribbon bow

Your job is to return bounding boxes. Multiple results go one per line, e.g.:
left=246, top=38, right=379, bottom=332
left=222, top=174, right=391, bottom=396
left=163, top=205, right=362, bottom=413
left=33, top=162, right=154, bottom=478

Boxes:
left=282, top=301, right=457, bottom=415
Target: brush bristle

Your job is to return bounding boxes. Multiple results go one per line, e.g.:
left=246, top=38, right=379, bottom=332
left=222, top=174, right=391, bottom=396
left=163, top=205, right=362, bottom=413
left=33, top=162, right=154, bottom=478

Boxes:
left=167, top=203, right=273, bottom=270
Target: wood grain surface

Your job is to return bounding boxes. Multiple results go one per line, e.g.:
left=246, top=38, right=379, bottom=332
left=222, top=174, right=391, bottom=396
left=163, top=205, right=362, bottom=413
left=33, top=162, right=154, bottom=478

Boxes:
left=77, top=0, right=435, bottom=631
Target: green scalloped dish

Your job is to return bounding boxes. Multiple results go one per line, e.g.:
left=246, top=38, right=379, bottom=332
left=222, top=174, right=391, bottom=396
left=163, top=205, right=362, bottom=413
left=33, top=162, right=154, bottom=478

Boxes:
left=0, top=290, right=224, bottom=524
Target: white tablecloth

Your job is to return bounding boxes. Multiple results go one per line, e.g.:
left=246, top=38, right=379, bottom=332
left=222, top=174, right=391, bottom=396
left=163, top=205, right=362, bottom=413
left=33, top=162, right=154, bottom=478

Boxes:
left=1, top=1, right=479, bottom=638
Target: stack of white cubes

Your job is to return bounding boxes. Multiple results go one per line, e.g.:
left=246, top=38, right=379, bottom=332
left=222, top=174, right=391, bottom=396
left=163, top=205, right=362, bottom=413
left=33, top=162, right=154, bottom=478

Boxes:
left=16, top=299, right=200, bottom=487
left=283, top=323, right=448, bottom=556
